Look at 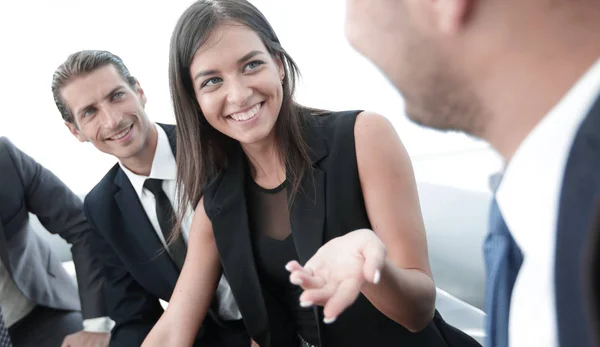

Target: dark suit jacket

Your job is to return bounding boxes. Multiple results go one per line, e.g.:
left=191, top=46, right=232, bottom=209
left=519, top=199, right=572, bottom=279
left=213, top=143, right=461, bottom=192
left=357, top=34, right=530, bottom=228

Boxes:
left=203, top=111, right=480, bottom=347
left=84, top=123, right=247, bottom=347
left=0, top=137, right=106, bottom=319
left=555, top=93, right=600, bottom=346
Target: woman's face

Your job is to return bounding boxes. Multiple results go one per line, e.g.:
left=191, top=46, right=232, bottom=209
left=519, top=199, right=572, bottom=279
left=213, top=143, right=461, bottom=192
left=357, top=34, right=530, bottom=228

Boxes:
left=189, top=22, right=285, bottom=146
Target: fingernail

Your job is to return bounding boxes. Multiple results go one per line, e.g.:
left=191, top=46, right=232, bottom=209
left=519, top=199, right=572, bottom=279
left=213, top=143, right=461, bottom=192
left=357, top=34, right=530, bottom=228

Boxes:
left=300, top=301, right=313, bottom=308
left=290, top=278, right=303, bottom=285
left=285, top=264, right=293, bottom=272
left=373, top=270, right=381, bottom=284
left=323, top=316, right=337, bottom=324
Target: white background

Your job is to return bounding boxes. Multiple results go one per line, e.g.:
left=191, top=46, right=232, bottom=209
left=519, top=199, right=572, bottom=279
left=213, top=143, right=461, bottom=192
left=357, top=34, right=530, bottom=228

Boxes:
left=0, top=0, right=502, bottom=195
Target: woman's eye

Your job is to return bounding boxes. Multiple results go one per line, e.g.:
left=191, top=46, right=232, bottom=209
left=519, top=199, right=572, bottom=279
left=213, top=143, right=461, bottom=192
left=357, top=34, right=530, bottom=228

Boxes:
left=202, top=77, right=222, bottom=88
left=244, top=60, right=264, bottom=72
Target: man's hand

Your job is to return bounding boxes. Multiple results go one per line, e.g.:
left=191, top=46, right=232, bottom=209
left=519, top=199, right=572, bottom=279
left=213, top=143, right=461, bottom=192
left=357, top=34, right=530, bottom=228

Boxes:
left=286, top=229, right=386, bottom=324
left=61, top=331, right=110, bottom=347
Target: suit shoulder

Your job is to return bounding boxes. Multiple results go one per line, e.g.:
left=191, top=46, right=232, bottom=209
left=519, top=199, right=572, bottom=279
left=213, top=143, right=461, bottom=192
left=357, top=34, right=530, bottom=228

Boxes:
left=0, top=136, right=12, bottom=149
left=312, top=110, right=362, bottom=129
left=0, top=137, right=12, bottom=160
left=0, top=137, right=30, bottom=173
left=85, top=164, right=121, bottom=207
left=0, top=136, right=17, bottom=157
left=0, top=137, right=20, bottom=184
left=308, top=110, right=363, bottom=146
left=156, top=123, right=176, bottom=131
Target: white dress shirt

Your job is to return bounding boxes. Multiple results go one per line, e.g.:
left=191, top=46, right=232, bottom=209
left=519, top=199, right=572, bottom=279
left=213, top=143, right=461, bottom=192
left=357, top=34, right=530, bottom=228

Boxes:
left=119, top=123, right=242, bottom=320
left=0, top=261, right=36, bottom=327
left=496, top=57, right=600, bottom=347
left=1, top=245, right=112, bottom=333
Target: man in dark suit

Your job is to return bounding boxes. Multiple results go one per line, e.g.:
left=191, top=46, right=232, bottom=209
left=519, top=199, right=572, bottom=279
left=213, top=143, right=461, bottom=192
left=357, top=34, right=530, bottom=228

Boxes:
left=0, top=137, right=111, bottom=347
left=50, top=50, right=249, bottom=347
left=343, top=0, right=600, bottom=346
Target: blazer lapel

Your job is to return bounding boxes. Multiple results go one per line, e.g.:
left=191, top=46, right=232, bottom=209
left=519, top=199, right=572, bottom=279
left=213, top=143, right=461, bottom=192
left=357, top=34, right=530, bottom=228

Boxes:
left=556, top=94, right=600, bottom=347
left=290, top=169, right=326, bottom=265
left=206, top=118, right=329, bottom=345
left=206, top=147, right=270, bottom=345
left=286, top=118, right=329, bottom=344
left=113, top=169, right=180, bottom=288
left=290, top=118, right=328, bottom=265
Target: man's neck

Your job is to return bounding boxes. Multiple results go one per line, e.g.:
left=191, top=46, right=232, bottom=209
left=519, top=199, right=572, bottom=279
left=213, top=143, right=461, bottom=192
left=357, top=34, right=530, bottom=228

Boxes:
left=120, top=125, right=159, bottom=176
left=480, top=25, right=600, bottom=161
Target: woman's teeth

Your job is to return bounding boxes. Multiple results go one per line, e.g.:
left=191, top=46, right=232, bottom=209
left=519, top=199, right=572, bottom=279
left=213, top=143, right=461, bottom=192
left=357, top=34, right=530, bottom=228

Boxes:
left=229, top=103, right=261, bottom=121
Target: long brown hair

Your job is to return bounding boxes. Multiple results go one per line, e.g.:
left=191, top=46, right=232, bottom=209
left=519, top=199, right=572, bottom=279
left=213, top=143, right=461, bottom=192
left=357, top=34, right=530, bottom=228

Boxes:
left=169, top=0, right=319, bottom=242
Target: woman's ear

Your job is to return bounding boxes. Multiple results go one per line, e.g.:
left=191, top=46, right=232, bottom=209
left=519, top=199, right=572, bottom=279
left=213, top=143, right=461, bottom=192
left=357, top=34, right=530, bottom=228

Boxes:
left=275, top=54, right=285, bottom=81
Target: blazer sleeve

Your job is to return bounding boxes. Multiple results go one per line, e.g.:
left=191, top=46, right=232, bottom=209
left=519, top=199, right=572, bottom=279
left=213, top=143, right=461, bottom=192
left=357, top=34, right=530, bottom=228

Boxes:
left=1, top=137, right=108, bottom=319
left=83, top=198, right=164, bottom=346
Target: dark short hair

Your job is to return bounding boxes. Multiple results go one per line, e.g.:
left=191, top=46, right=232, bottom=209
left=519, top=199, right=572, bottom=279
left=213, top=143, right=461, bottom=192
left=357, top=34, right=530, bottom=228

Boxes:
left=51, top=50, right=136, bottom=123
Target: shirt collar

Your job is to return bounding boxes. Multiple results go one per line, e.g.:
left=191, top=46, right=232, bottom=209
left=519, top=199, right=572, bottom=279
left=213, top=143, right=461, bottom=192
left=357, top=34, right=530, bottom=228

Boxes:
left=119, top=123, right=177, bottom=199
left=488, top=172, right=504, bottom=194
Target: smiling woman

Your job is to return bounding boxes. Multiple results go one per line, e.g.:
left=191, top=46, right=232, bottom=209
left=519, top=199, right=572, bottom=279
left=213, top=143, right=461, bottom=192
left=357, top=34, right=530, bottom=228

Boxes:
left=140, top=1, right=481, bottom=347
left=190, top=23, right=286, bottom=148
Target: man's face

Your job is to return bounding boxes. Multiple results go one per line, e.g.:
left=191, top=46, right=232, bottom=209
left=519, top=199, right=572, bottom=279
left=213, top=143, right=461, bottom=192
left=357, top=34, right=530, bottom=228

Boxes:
left=62, top=65, right=154, bottom=161
left=345, top=0, right=485, bottom=135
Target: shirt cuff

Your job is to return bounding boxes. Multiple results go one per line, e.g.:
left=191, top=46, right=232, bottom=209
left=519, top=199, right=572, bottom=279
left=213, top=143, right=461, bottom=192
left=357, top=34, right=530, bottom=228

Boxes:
left=83, top=317, right=115, bottom=333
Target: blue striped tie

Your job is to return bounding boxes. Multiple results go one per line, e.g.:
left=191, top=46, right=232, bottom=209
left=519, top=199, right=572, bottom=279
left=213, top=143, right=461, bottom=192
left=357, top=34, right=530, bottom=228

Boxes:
left=0, top=306, right=12, bottom=347
left=483, top=198, right=523, bottom=347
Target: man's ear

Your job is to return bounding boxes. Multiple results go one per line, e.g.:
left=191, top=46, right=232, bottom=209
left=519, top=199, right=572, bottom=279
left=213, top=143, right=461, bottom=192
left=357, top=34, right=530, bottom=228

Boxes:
left=432, top=0, right=473, bottom=34
left=65, top=121, right=87, bottom=142
left=135, top=80, right=147, bottom=107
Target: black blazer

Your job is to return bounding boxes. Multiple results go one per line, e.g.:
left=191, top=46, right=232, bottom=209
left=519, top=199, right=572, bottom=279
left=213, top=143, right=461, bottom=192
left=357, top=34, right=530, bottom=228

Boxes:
left=556, top=93, right=600, bottom=347
left=0, top=137, right=106, bottom=319
left=203, top=111, right=480, bottom=347
left=84, top=123, right=247, bottom=347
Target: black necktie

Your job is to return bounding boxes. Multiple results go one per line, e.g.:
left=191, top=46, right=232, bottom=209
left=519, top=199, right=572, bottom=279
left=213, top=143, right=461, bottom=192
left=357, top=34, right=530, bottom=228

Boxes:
left=143, top=178, right=187, bottom=270
left=0, top=306, right=12, bottom=347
